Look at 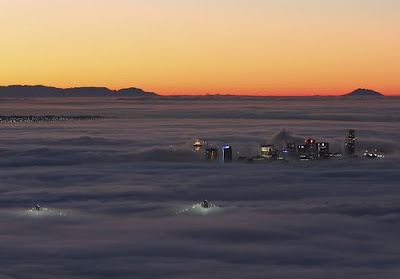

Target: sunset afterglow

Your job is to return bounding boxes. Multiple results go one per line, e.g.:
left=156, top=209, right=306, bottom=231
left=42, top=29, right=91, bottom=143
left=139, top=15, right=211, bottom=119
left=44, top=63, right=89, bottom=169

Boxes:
left=1, top=0, right=399, bottom=95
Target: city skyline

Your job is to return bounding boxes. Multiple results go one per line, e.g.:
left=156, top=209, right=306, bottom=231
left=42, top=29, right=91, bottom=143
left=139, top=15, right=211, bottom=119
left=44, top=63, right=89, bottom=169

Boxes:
left=199, top=129, right=385, bottom=161
left=1, top=0, right=399, bottom=96
left=2, top=1, right=400, bottom=278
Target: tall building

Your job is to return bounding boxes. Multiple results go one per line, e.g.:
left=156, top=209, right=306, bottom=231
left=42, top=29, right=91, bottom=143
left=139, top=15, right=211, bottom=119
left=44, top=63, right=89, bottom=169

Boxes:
left=297, top=144, right=307, bottom=160
left=317, top=142, right=330, bottom=159
left=206, top=148, right=218, bottom=160
left=298, top=138, right=317, bottom=160
left=345, top=130, right=355, bottom=156
left=222, top=145, right=233, bottom=163
left=261, top=145, right=275, bottom=158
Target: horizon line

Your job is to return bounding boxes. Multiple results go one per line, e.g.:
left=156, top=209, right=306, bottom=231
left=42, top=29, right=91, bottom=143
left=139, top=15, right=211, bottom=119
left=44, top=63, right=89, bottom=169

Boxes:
left=1, top=84, right=398, bottom=97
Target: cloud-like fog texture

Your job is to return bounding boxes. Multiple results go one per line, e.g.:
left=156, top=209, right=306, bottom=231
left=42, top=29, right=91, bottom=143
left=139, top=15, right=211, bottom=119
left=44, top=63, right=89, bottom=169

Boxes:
left=269, top=129, right=305, bottom=149
left=0, top=97, right=400, bottom=278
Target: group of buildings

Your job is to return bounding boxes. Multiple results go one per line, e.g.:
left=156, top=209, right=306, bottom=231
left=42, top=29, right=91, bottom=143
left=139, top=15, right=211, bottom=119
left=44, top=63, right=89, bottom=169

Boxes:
left=193, top=130, right=384, bottom=163
left=194, top=140, right=233, bottom=163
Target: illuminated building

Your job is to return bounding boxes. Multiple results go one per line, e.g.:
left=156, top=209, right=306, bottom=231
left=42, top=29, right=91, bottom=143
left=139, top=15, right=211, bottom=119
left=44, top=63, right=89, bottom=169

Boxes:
left=298, top=138, right=317, bottom=160
left=261, top=145, right=275, bottom=158
left=193, top=140, right=202, bottom=151
left=206, top=148, right=218, bottom=160
left=317, top=142, right=330, bottom=159
left=364, top=149, right=385, bottom=158
left=345, top=130, right=355, bottom=156
left=222, top=145, right=233, bottom=163
left=297, top=144, right=307, bottom=160
left=305, top=138, right=317, bottom=159
left=286, top=143, right=296, bottom=157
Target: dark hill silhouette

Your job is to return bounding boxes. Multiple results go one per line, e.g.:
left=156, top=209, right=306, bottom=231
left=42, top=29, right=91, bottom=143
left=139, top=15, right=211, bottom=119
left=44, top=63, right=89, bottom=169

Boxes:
left=0, top=85, right=158, bottom=97
left=343, top=88, right=384, bottom=97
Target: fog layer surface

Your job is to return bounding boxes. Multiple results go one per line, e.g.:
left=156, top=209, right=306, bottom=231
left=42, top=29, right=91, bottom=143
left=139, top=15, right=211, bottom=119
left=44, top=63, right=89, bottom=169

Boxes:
left=1, top=97, right=399, bottom=279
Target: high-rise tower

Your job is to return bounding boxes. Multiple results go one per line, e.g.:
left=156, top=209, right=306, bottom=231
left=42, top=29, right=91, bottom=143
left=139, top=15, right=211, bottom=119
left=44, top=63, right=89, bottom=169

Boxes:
left=317, top=142, right=330, bottom=159
left=222, top=146, right=233, bottom=163
left=345, top=130, right=355, bottom=156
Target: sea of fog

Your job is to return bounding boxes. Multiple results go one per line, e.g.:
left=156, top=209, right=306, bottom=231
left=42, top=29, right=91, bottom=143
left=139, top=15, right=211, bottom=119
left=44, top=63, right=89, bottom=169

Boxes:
left=0, top=96, right=400, bottom=279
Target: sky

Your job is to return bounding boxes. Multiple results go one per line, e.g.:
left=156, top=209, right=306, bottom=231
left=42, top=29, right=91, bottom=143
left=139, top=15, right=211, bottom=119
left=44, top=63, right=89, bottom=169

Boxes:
left=1, top=0, right=399, bottom=96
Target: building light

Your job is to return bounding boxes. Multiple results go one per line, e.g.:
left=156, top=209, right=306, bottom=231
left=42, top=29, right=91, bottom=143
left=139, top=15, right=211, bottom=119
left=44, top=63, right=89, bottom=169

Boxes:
left=193, top=140, right=202, bottom=151
left=222, top=145, right=233, bottom=163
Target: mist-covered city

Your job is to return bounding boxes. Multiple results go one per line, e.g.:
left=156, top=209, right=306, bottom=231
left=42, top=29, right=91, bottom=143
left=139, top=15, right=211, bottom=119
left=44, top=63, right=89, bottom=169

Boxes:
left=1, top=96, right=400, bottom=278
left=1, top=0, right=400, bottom=277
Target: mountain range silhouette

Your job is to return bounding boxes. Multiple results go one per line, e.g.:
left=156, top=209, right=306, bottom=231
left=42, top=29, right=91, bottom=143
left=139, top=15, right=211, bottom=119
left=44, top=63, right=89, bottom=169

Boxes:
left=0, top=85, right=158, bottom=97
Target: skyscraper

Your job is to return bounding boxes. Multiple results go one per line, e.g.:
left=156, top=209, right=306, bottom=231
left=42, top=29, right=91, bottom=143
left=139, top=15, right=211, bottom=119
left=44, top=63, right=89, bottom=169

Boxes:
left=222, top=145, right=233, bottom=163
left=345, top=130, right=355, bottom=156
left=297, top=144, right=307, bottom=160
left=317, top=142, right=330, bottom=159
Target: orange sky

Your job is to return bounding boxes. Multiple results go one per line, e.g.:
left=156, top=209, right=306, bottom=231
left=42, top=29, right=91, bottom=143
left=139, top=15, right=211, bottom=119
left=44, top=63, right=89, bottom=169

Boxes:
left=1, top=0, right=399, bottom=96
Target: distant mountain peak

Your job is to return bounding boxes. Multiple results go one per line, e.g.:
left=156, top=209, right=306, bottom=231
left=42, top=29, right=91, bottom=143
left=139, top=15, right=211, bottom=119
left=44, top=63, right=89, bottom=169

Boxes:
left=343, top=88, right=384, bottom=97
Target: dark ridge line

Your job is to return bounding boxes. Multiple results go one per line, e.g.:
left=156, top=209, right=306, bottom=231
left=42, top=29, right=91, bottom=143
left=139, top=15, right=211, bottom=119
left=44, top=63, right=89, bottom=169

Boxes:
left=0, top=85, right=158, bottom=97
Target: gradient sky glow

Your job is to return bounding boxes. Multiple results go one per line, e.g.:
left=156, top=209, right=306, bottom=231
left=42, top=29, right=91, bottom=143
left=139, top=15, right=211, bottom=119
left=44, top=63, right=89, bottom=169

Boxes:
left=1, top=0, right=399, bottom=95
